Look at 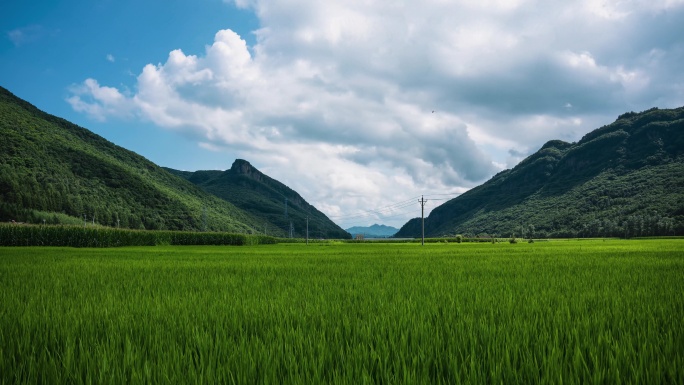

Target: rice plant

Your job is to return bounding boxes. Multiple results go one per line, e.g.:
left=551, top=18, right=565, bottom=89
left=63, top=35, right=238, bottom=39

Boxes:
left=0, top=240, right=682, bottom=384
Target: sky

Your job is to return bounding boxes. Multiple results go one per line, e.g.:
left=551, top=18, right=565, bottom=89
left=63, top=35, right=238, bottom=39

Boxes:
left=2, top=0, right=684, bottom=229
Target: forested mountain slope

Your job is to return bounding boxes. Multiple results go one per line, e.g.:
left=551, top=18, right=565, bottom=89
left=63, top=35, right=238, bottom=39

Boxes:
left=0, top=86, right=265, bottom=233
left=166, top=160, right=351, bottom=239
left=396, top=107, right=684, bottom=238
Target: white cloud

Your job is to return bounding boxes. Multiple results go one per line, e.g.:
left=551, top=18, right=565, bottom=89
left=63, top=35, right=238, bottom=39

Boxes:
left=106, top=54, right=115, bottom=62
left=583, top=0, right=684, bottom=19
left=67, top=78, right=135, bottom=121
left=68, top=0, right=684, bottom=227
left=7, top=25, right=45, bottom=46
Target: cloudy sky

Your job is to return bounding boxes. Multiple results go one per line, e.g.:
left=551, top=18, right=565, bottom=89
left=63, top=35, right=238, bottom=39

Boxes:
left=2, top=0, right=684, bottom=229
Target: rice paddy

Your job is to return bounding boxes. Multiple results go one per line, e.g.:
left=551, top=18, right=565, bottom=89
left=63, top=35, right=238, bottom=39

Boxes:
left=1, top=240, right=682, bottom=384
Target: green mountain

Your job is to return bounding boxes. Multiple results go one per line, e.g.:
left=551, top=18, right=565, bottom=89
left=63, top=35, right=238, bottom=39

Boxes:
left=165, top=161, right=351, bottom=239
left=396, top=107, right=684, bottom=238
left=0, top=86, right=266, bottom=233
left=346, top=224, right=398, bottom=238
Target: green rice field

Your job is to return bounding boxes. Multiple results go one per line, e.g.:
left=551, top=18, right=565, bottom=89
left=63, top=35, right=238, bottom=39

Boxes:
left=1, top=240, right=683, bottom=384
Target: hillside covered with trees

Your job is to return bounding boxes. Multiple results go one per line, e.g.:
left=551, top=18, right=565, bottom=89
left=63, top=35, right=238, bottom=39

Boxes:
left=396, top=107, right=684, bottom=238
left=0, top=86, right=267, bottom=233
left=166, top=160, right=350, bottom=239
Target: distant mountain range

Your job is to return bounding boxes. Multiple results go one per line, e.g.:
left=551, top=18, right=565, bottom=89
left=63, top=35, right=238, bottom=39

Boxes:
left=166, top=161, right=349, bottom=239
left=396, top=107, right=684, bottom=238
left=345, top=224, right=398, bottom=238
left=0, top=86, right=349, bottom=238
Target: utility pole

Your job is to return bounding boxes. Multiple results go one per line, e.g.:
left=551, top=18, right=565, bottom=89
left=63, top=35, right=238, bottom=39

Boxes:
left=419, top=196, right=427, bottom=246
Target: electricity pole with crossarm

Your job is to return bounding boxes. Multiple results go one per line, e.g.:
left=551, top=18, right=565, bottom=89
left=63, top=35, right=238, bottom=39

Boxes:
left=419, top=196, right=427, bottom=245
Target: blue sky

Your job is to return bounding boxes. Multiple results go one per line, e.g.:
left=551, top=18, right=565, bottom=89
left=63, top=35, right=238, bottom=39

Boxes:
left=2, top=0, right=684, bottom=228
left=1, top=0, right=258, bottom=168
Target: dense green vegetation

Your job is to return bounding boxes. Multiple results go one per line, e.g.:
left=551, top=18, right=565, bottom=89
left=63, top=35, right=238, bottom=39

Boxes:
left=1, top=241, right=682, bottom=384
left=3, top=82, right=683, bottom=239
left=0, top=223, right=276, bottom=247
left=397, top=107, right=684, bottom=238
left=0, top=86, right=269, bottom=233
left=166, top=160, right=350, bottom=239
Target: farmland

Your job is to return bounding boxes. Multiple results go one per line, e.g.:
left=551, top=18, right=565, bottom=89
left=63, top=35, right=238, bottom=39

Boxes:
left=1, top=240, right=683, bottom=384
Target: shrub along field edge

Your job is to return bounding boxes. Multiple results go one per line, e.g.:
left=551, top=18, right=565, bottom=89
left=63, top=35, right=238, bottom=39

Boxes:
left=3, top=223, right=680, bottom=248
left=0, top=223, right=277, bottom=247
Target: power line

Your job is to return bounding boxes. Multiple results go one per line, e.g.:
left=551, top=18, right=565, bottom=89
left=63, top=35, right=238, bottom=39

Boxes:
left=337, top=170, right=628, bottom=222
left=337, top=200, right=454, bottom=231
left=339, top=209, right=418, bottom=227
left=332, top=168, right=638, bottom=230
left=327, top=197, right=421, bottom=219
left=327, top=192, right=463, bottom=223
left=333, top=170, right=623, bottom=222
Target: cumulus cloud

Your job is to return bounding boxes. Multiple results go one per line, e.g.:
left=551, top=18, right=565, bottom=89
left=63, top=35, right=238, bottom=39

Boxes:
left=67, top=79, right=135, bottom=121
left=67, top=0, right=684, bottom=227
